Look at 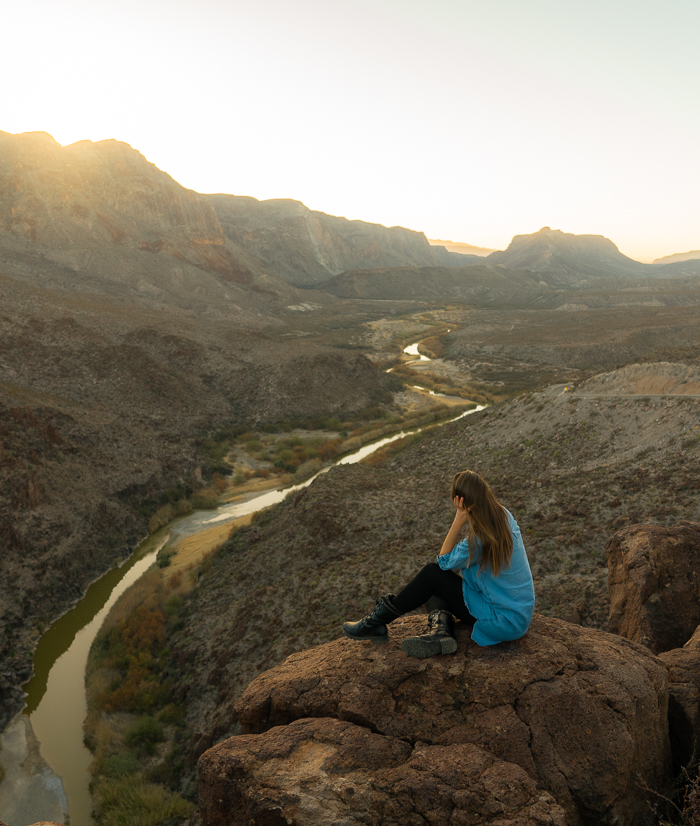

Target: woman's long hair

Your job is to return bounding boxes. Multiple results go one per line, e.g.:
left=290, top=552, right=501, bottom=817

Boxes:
left=451, top=470, right=513, bottom=576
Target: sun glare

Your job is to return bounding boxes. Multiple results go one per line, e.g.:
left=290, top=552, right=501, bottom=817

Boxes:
left=1, top=0, right=698, bottom=260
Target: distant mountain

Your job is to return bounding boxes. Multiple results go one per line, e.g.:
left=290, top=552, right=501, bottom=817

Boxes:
left=653, top=250, right=700, bottom=265
left=0, top=132, right=223, bottom=260
left=0, top=130, right=289, bottom=325
left=209, top=195, right=473, bottom=287
left=428, top=238, right=496, bottom=257
left=485, top=226, right=648, bottom=283
left=315, top=225, right=700, bottom=305
left=0, top=131, right=476, bottom=301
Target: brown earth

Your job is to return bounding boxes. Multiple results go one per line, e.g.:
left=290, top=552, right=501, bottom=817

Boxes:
left=580, top=362, right=700, bottom=396
left=440, top=304, right=700, bottom=395
left=0, top=277, right=398, bottom=729
left=155, top=363, right=699, bottom=804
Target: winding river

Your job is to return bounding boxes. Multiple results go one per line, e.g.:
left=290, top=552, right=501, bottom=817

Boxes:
left=1, top=342, right=482, bottom=826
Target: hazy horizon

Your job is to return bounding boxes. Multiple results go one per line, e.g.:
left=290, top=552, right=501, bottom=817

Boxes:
left=3, top=0, right=699, bottom=262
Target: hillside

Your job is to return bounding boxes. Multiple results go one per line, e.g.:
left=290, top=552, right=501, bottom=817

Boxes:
left=485, top=226, right=648, bottom=283
left=0, top=131, right=473, bottom=304
left=0, top=130, right=288, bottom=321
left=428, top=237, right=496, bottom=256
left=0, top=272, right=398, bottom=729
left=654, top=249, right=700, bottom=265
left=439, top=302, right=700, bottom=395
left=208, top=194, right=471, bottom=287
left=155, top=363, right=700, bottom=788
left=315, top=263, right=548, bottom=305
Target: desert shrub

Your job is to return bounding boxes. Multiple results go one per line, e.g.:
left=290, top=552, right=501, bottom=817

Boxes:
left=341, top=436, right=363, bottom=453
left=157, top=703, right=184, bottom=725
left=645, top=758, right=700, bottom=825
left=174, top=498, right=191, bottom=515
left=167, top=571, right=182, bottom=589
left=317, top=439, right=342, bottom=460
left=95, top=776, right=192, bottom=826
left=156, top=548, right=175, bottom=569
left=97, top=602, right=168, bottom=713
left=164, top=595, right=183, bottom=616
left=125, top=716, right=164, bottom=755
left=294, top=458, right=323, bottom=481
left=190, top=493, right=219, bottom=510
left=147, top=504, right=175, bottom=534
left=103, top=751, right=140, bottom=778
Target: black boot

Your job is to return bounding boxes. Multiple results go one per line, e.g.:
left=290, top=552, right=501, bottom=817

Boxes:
left=342, top=594, right=400, bottom=644
left=400, top=609, right=457, bottom=658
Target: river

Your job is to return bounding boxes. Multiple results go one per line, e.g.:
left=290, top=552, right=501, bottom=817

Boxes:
left=0, top=345, right=482, bottom=826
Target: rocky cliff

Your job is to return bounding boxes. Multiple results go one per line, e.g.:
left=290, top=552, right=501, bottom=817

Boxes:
left=201, top=615, right=669, bottom=826
left=0, top=276, right=398, bottom=730
left=196, top=520, right=700, bottom=825
left=0, top=131, right=270, bottom=306
left=208, top=194, right=470, bottom=287
left=0, top=131, right=473, bottom=302
left=0, top=131, right=223, bottom=251
left=152, top=366, right=700, bottom=806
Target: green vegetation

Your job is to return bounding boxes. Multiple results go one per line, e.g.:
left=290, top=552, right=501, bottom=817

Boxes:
left=125, top=716, right=165, bottom=755
left=361, top=431, right=425, bottom=466
left=201, top=402, right=472, bottom=484
left=93, top=777, right=192, bottom=826
left=85, top=571, right=194, bottom=824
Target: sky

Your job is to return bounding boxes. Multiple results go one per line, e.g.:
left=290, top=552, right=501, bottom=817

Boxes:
left=2, top=0, right=698, bottom=262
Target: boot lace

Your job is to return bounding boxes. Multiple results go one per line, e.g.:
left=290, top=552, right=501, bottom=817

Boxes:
left=426, top=611, right=440, bottom=632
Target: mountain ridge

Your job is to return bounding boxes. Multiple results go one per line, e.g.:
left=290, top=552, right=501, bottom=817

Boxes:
left=484, top=225, right=648, bottom=282
left=654, top=249, right=700, bottom=265
left=0, top=131, right=475, bottom=302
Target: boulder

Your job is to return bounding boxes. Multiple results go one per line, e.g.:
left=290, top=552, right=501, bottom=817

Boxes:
left=658, top=627, right=700, bottom=771
left=199, top=614, right=671, bottom=826
left=607, top=522, right=700, bottom=653
left=199, top=717, right=567, bottom=826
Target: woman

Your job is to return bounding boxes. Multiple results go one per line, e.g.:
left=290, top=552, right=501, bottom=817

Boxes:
left=342, top=470, right=535, bottom=657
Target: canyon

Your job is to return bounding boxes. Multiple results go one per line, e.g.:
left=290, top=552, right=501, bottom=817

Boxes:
left=1, top=129, right=700, bottom=825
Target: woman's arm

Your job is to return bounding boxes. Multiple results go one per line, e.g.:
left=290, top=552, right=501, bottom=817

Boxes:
left=439, top=496, right=471, bottom=556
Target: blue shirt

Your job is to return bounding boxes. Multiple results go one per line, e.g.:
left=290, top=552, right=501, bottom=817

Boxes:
left=437, top=509, right=535, bottom=646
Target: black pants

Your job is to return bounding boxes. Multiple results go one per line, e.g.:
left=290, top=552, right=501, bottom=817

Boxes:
left=392, top=562, right=476, bottom=624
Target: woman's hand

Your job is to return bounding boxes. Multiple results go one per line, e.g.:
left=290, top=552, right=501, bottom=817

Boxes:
left=439, top=496, right=471, bottom=556
left=453, top=496, right=471, bottom=526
